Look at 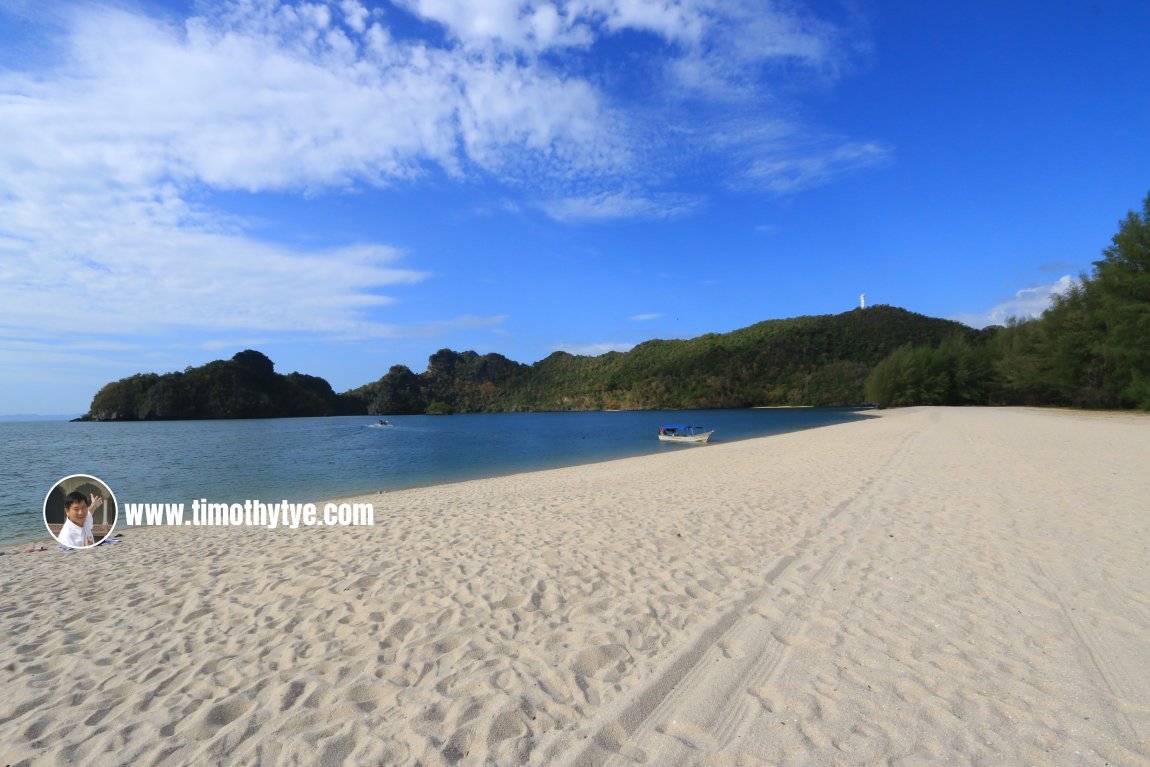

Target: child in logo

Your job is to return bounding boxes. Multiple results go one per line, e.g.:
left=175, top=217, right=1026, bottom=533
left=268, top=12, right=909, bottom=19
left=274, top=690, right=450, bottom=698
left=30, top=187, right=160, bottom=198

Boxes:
left=57, top=491, right=104, bottom=548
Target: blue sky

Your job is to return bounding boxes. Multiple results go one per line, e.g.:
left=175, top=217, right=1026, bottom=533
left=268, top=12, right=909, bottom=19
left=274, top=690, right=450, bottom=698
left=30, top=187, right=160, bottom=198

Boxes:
left=1, top=0, right=1148, bottom=415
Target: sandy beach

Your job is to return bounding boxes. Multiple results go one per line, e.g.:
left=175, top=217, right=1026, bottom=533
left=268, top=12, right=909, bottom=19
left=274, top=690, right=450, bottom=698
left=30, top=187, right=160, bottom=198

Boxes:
left=2, top=406, right=1149, bottom=766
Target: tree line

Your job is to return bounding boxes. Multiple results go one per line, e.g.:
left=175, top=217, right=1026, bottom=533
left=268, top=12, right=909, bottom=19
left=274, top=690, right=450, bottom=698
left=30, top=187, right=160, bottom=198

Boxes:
left=866, top=192, right=1150, bottom=410
left=80, top=192, right=1149, bottom=419
left=349, top=305, right=972, bottom=414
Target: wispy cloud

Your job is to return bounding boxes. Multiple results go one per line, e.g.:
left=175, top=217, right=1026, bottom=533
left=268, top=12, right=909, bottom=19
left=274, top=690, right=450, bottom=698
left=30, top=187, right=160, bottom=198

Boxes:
left=629, top=313, right=662, bottom=321
left=954, top=275, right=1075, bottom=328
left=0, top=0, right=879, bottom=350
left=0, top=0, right=624, bottom=343
left=740, top=138, right=891, bottom=194
left=395, top=0, right=843, bottom=89
left=0, top=202, right=427, bottom=337
left=538, top=192, right=701, bottom=222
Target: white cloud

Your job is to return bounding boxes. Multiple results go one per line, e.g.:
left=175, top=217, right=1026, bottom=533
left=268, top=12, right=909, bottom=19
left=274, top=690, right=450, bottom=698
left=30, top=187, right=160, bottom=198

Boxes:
left=390, top=0, right=875, bottom=198
left=741, top=139, right=891, bottom=194
left=1, top=1, right=871, bottom=201
left=0, top=0, right=630, bottom=343
left=664, top=3, right=840, bottom=100
left=339, top=0, right=371, bottom=34
left=0, top=0, right=876, bottom=349
left=11, top=2, right=621, bottom=191
left=393, top=0, right=837, bottom=78
left=629, top=313, right=662, bottom=321
left=394, top=0, right=703, bottom=53
left=538, top=191, right=701, bottom=222
left=452, top=56, right=619, bottom=180
left=0, top=182, right=428, bottom=338
left=954, top=275, right=1076, bottom=329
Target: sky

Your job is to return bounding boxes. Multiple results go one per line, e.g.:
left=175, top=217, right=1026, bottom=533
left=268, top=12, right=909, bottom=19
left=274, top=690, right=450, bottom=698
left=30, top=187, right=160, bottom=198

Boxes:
left=1, top=0, right=1148, bottom=415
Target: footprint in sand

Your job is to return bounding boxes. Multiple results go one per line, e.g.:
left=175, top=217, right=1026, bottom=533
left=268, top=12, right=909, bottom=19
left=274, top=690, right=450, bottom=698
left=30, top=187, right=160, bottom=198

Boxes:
left=190, top=696, right=252, bottom=740
left=595, top=722, right=649, bottom=763
left=771, top=631, right=808, bottom=647
left=718, top=639, right=746, bottom=659
left=657, top=719, right=717, bottom=751
left=747, top=686, right=782, bottom=713
left=749, top=603, right=784, bottom=623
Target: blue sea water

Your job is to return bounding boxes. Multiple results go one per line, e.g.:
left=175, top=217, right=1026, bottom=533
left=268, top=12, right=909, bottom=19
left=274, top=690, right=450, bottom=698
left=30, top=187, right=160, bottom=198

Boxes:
left=0, top=408, right=867, bottom=545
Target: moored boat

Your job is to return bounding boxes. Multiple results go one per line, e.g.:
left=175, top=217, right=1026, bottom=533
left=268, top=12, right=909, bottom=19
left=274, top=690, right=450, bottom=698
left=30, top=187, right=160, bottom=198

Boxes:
left=658, top=425, right=713, bottom=444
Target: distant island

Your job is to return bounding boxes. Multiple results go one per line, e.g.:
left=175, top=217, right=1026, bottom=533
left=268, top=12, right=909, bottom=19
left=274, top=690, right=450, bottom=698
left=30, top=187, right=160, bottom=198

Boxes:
left=77, top=350, right=363, bottom=421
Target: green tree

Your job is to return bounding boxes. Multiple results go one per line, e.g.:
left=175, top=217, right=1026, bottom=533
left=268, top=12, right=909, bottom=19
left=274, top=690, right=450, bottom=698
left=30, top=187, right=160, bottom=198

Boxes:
left=864, top=344, right=911, bottom=407
left=1092, top=193, right=1150, bottom=408
left=88, top=373, right=160, bottom=420
left=1039, top=279, right=1113, bottom=406
left=991, top=318, right=1052, bottom=405
left=360, top=365, right=425, bottom=415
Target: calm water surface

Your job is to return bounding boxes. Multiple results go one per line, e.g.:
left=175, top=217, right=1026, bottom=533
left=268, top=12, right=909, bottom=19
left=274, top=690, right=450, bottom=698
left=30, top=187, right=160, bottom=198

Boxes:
left=1, top=408, right=868, bottom=544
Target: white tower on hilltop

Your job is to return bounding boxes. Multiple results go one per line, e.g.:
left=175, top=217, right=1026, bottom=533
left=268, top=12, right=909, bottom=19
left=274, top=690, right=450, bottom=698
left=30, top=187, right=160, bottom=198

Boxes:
left=860, top=293, right=866, bottom=309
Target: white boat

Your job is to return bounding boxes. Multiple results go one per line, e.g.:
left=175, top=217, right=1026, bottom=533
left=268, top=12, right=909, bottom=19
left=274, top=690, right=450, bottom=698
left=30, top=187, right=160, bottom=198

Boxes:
left=658, top=425, right=713, bottom=444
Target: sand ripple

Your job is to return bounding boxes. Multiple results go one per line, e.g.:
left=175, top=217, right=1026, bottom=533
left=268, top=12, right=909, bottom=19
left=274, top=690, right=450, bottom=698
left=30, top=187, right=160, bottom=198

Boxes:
left=2, top=408, right=1148, bottom=766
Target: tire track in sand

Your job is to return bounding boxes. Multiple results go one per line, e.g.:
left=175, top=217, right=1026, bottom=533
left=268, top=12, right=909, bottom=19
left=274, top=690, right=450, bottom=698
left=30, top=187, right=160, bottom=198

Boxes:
left=1032, top=560, right=1150, bottom=753
left=560, top=427, right=919, bottom=767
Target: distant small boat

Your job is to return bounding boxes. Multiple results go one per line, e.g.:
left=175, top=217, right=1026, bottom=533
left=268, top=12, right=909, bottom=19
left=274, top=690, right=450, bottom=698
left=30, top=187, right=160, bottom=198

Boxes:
left=658, top=425, right=713, bottom=444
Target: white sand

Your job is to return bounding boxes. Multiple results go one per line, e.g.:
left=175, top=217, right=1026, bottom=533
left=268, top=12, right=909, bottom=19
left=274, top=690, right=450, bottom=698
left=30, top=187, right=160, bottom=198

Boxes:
left=2, top=407, right=1148, bottom=766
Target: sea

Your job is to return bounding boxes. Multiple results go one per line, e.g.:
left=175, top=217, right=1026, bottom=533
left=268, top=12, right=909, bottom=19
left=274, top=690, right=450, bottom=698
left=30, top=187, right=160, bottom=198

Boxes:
left=1, top=408, right=868, bottom=545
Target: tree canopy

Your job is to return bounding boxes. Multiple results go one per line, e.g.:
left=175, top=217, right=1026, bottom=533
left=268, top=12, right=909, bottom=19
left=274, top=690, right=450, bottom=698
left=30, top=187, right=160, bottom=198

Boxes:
left=82, top=350, right=363, bottom=420
left=350, top=306, right=971, bottom=414
left=866, top=191, right=1150, bottom=410
left=84, top=192, right=1150, bottom=420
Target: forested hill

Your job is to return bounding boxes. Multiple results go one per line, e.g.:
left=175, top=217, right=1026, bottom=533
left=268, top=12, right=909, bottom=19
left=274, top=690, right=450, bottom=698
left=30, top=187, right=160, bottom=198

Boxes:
left=351, top=305, right=976, bottom=414
left=80, top=307, right=976, bottom=420
left=78, top=350, right=363, bottom=421
left=78, top=193, right=1150, bottom=420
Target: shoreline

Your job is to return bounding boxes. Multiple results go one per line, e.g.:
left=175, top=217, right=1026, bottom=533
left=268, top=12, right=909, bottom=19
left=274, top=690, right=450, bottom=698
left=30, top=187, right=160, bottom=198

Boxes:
left=3, top=404, right=1141, bottom=555
left=3, top=408, right=876, bottom=551
left=3, top=407, right=1148, bottom=765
